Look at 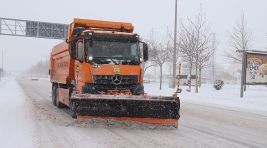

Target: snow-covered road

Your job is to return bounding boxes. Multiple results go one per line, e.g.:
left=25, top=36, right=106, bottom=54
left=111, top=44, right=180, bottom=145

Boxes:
left=1, top=78, right=267, bottom=148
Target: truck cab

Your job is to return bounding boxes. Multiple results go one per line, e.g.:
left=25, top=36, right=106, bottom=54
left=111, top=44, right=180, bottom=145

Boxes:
left=69, top=29, right=148, bottom=95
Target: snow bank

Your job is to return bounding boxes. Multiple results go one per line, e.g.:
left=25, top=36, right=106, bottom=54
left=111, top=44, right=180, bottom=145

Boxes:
left=0, top=78, right=36, bottom=148
left=0, top=77, right=9, bottom=87
left=145, top=82, right=267, bottom=115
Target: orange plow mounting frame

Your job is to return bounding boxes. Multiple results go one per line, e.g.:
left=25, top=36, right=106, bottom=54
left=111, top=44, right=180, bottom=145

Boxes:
left=78, top=116, right=178, bottom=125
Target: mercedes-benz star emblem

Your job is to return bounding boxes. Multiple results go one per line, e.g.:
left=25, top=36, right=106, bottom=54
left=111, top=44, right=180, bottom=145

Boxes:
left=112, top=75, right=121, bottom=85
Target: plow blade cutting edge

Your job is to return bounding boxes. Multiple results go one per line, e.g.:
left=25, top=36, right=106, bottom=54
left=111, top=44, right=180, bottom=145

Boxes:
left=71, top=94, right=180, bottom=126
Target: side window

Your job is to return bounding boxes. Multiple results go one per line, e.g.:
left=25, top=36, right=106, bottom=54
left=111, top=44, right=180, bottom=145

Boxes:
left=77, top=41, right=84, bottom=62
left=130, top=44, right=138, bottom=56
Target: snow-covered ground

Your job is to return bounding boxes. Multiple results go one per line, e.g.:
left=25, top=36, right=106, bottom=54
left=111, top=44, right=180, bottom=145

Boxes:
left=145, top=82, right=267, bottom=116
left=0, top=77, right=36, bottom=148
left=1, top=77, right=267, bottom=148
left=18, top=78, right=267, bottom=147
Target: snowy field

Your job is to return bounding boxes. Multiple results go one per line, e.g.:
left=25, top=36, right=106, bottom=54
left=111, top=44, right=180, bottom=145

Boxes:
left=145, top=82, right=267, bottom=116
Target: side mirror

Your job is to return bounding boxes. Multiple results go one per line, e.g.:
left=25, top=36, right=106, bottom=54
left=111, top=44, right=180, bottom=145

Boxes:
left=77, top=41, right=84, bottom=62
left=70, top=40, right=77, bottom=59
left=143, top=43, right=148, bottom=62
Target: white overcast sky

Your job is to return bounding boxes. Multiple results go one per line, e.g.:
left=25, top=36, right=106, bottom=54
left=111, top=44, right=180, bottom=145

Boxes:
left=0, top=0, right=266, bottom=71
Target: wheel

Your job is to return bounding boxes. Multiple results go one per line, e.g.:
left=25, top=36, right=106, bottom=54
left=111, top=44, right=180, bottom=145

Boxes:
left=69, top=101, right=77, bottom=118
left=174, top=123, right=178, bottom=129
left=52, top=84, right=57, bottom=106
left=55, top=85, right=64, bottom=108
left=69, top=87, right=77, bottom=118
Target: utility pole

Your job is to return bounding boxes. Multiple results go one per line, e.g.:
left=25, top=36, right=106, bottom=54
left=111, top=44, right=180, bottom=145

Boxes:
left=0, top=50, right=2, bottom=81
left=236, top=49, right=246, bottom=98
left=240, top=51, right=245, bottom=98
left=212, top=33, right=216, bottom=83
left=2, top=50, right=4, bottom=77
left=172, top=0, right=178, bottom=88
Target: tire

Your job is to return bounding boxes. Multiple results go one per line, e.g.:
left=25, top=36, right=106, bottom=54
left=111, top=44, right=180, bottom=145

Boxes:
left=174, top=123, right=178, bottom=129
left=55, top=85, right=64, bottom=108
left=52, top=84, right=57, bottom=106
left=69, top=87, right=77, bottom=118
left=69, top=102, right=77, bottom=119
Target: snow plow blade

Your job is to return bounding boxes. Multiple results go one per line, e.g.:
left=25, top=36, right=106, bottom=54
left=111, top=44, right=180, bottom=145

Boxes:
left=71, top=94, right=180, bottom=125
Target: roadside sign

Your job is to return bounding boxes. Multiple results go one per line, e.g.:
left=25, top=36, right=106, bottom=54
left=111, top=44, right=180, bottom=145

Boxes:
left=239, top=50, right=267, bottom=98
left=246, top=52, right=267, bottom=84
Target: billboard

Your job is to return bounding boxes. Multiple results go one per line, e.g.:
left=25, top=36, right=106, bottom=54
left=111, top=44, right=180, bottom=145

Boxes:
left=246, top=52, right=267, bottom=84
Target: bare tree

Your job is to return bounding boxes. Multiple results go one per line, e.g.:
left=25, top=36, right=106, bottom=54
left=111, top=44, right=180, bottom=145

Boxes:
left=226, top=14, right=252, bottom=63
left=179, top=11, right=213, bottom=92
left=143, top=62, right=156, bottom=75
left=139, top=37, right=157, bottom=76
left=146, top=30, right=169, bottom=90
left=198, top=34, right=216, bottom=87
left=198, top=47, right=214, bottom=87
left=165, top=29, right=181, bottom=64
left=27, top=60, right=50, bottom=76
left=179, top=24, right=195, bottom=92
left=164, top=30, right=180, bottom=85
left=191, top=13, right=211, bottom=93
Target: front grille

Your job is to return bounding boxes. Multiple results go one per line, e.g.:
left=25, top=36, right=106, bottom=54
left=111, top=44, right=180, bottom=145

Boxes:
left=93, top=75, right=138, bottom=85
left=83, top=75, right=140, bottom=94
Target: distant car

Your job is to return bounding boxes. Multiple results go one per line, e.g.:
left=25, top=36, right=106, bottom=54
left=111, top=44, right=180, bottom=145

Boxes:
left=143, top=80, right=151, bottom=83
left=31, top=76, right=39, bottom=81
left=214, top=80, right=224, bottom=90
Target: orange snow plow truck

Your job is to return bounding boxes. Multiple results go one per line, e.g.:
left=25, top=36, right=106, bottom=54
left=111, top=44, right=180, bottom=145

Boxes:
left=50, top=18, right=180, bottom=126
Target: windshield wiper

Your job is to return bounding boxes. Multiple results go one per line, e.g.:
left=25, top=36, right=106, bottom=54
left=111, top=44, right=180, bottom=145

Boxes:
left=93, top=56, right=109, bottom=59
left=121, top=57, right=140, bottom=65
left=92, top=56, right=110, bottom=64
left=93, top=56, right=119, bottom=65
left=109, top=56, right=119, bottom=65
left=92, top=56, right=139, bottom=65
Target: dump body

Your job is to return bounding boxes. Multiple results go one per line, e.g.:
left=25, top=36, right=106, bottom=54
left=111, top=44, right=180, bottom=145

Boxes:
left=50, top=18, right=180, bottom=126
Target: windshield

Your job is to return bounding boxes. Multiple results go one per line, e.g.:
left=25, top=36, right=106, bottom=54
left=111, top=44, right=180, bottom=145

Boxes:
left=85, top=40, right=140, bottom=65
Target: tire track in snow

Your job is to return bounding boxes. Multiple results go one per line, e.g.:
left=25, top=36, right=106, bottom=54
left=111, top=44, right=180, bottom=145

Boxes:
left=181, top=124, right=257, bottom=148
